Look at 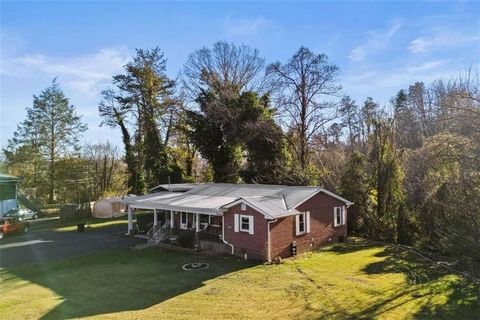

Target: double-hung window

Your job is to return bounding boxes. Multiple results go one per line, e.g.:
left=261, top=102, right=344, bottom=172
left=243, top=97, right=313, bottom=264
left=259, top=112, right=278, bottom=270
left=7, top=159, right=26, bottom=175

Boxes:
left=234, top=214, right=254, bottom=235
left=240, top=216, right=250, bottom=232
left=334, top=207, right=345, bottom=226
left=295, top=211, right=310, bottom=235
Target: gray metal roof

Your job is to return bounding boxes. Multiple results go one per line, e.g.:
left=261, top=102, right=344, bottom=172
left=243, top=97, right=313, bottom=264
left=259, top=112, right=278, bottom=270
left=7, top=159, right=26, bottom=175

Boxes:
left=149, top=183, right=203, bottom=193
left=123, top=191, right=234, bottom=215
left=185, top=183, right=321, bottom=209
left=124, top=183, right=352, bottom=218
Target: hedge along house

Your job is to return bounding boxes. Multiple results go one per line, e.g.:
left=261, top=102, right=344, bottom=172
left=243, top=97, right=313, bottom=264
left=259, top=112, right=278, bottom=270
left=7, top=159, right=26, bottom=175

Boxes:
left=123, top=183, right=353, bottom=261
left=0, top=174, right=21, bottom=217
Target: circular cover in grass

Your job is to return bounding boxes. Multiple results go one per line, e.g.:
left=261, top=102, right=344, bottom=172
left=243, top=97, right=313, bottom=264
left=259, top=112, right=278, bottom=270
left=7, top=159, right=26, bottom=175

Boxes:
left=182, top=262, right=210, bottom=271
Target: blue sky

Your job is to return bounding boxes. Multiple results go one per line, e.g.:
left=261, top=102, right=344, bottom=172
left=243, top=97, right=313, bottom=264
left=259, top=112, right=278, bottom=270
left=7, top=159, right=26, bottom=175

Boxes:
left=1, top=1, right=479, bottom=149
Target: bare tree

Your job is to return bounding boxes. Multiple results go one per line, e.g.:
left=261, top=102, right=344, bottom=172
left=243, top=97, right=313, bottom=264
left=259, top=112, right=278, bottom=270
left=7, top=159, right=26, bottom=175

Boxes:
left=83, top=142, right=126, bottom=198
left=267, top=47, right=341, bottom=171
left=182, top=41, right=266, bottom=101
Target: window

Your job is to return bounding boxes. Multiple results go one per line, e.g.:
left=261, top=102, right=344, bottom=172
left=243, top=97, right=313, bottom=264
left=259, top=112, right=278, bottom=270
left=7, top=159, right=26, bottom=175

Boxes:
left=234, top=214, right=254, bottom=234
left=0, top=184, right=16, bottom=201
left=199, top=214, right=210, bottom=224
left=180, top=212, right=188, bottom=229
left=295, top=211, right=310, bottom=235
left=334, top=207, right=345, bottom=226
left=240, top=216, right=250, bottom=232
left=298, top=213, right=305, bottom=233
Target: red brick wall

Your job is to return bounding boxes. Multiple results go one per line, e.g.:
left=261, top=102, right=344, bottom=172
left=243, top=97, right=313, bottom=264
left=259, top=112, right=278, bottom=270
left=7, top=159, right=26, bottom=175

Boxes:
left=269, top=192, right=348, bottom=259
left=223, top=204, right=268, bottom=260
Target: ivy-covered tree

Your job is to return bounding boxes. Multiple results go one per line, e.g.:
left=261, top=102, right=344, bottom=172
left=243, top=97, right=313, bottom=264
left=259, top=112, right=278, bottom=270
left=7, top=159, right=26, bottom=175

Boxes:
left=369, top=118, right=405, bottom=242
left=183, top=42, right=270, bottom=182
left=99, top=48, right=182, bottom=192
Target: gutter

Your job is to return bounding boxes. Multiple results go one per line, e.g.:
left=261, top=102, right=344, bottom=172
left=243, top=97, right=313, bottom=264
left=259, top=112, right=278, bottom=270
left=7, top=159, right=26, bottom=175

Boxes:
left=267, top=219, right=278, bottom=262
left=222, top=215, right=234, bottom=255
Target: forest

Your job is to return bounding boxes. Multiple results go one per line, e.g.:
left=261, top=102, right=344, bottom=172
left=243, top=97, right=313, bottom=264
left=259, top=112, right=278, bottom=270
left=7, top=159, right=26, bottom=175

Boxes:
left=4, top=41, right=479, bottom=266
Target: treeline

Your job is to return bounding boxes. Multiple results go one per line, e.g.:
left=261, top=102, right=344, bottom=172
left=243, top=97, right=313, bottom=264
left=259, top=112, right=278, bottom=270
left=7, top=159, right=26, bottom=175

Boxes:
left=4, top=42, right=479, bottom=264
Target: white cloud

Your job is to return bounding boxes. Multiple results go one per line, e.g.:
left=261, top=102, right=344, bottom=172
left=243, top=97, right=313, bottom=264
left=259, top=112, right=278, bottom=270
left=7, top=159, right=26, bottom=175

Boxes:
left=1, top=47, right=130, bottom=96
left=348, top=47, right=366, bottom=62
left=408, top=30, right=480, bottom=54
left=224, top=15, right=273, bottom=36
left=348, top=20, right=402, bottom=62
left=342, top=59, right=466, bottom=105
left=407, top=60, right=447, bottom=73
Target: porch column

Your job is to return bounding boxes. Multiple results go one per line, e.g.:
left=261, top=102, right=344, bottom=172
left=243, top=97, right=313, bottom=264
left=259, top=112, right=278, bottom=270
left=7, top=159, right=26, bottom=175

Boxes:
left=196, top=213, right=200, bottom=232
left=153, top=208, right=158, bottom=226
left=170, top=210, right=174, bottom=230
left=127, top=206, right=133, bottom=234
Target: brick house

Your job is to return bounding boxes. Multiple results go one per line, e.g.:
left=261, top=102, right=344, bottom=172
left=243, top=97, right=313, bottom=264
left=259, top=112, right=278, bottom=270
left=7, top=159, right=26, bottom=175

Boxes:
left=124, top=183, right=353, bottom=262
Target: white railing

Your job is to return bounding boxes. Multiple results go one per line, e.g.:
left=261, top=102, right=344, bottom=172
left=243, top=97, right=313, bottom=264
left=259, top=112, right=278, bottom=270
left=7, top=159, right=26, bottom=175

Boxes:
left=147, top=222, right=170, bottom=245
left=146, top=224, right=161, bottom=240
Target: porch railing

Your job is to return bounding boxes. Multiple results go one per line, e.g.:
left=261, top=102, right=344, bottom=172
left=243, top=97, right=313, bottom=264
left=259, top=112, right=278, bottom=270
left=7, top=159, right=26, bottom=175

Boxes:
left=147, top=221, right=170, bottom=245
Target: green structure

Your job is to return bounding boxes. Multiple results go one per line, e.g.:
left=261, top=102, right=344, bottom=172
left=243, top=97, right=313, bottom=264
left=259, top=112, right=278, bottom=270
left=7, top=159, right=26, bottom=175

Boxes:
left=0, top=173, right=21, bottom=217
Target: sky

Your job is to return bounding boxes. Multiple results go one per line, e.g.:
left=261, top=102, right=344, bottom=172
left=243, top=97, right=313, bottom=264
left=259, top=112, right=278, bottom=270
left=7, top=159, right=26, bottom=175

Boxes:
left=1, top=1, right=479, bottom=150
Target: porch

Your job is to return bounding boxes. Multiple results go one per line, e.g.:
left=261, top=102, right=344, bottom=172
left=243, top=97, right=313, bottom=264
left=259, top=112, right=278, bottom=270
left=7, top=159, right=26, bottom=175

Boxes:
left=127, top=207, right=224, bottom=247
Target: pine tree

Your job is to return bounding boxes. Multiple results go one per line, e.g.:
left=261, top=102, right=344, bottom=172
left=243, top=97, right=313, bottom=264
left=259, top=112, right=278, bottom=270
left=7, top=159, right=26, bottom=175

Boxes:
left=8, top=79, right=87, bottom=202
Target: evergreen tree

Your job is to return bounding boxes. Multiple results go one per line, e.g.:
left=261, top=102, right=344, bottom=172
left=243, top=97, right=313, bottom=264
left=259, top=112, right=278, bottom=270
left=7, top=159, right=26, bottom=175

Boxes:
left=7, top=79, right=87, bottom=203
left=393, top=89, right=423, bottom=149
left=339, top=96, right=361, bottom=149
left=369, top=118, right=405, bottom=242
left=340, top=151, right=371, bottom=235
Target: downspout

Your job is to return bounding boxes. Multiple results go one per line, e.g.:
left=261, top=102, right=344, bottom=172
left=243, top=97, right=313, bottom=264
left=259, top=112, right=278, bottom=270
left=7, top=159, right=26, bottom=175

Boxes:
left=222, top=215, right=234, bottom=255
left=267, top=219, right=278, bottom=263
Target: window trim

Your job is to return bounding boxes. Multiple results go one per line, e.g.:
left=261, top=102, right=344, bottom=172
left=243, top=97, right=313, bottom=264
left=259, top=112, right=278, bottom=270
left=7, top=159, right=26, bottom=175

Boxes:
left=298, top=212, right=306, bottom=234
left=333, top=206, right=345, bottom=227
left=235, top=214, right=254, bottom=234
left=239, top=215, right=250, bottom=232
left=295, top=211, right=310, bottom=235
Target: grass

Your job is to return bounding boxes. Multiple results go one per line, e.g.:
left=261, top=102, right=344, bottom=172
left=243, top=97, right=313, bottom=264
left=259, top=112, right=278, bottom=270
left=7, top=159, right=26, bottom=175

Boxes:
left=30, top=217, right=127, bottom=232
left=0, top=239, right=478, bottom=319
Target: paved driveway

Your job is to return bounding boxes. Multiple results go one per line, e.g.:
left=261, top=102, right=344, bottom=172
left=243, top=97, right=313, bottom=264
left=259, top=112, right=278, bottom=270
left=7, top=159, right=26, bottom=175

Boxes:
left=0, top=221, right=143, bottom=267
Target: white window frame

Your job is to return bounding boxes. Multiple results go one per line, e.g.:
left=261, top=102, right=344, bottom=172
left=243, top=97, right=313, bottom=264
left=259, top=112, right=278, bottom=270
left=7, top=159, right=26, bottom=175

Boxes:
left=240, top=215, right=250, bottom=232
left=295, top=211, right=310, bottom=235
left=333, top=206, right=345, bottom=227
left=235, top=214, right=254, bottom=234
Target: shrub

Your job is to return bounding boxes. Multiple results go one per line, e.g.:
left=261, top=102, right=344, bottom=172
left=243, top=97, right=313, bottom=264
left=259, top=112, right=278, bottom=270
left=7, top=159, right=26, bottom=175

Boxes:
left=177, top=230, right=195, bottom=248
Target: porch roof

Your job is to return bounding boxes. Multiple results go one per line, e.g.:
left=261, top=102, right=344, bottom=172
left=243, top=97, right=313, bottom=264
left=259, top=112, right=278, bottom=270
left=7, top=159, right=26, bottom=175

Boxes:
left=124, top=192, right=235, bottom=215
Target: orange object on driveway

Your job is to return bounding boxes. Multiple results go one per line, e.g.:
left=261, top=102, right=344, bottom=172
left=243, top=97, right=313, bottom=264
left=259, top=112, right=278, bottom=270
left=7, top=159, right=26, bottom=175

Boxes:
left=0, top=217, right=29, bottom=239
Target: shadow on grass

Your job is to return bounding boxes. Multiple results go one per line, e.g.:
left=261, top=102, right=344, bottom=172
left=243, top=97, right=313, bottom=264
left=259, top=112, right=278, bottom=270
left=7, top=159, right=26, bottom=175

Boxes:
left=354, top=246, right=480, bottom=320
left=323, top=238, right=384, bottom=255
left=4, top=248, right=257, bottom=319
left=30, top=216, right=127, bottom=233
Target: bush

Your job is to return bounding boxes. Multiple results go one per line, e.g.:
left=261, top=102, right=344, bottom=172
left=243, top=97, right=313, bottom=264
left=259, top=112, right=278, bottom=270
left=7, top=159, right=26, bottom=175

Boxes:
left=177, top=230, right=195, bottom=248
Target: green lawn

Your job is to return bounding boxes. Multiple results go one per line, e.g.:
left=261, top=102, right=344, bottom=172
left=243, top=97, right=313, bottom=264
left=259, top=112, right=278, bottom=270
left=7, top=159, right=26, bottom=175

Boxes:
left=1, top=239, right=478, bottom=320
left=30, top=217, right=128, bottom=233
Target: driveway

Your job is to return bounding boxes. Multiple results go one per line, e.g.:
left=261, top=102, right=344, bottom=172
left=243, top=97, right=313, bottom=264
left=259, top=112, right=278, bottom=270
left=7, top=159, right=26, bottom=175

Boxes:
left=0, top=220, right=143, bottom=267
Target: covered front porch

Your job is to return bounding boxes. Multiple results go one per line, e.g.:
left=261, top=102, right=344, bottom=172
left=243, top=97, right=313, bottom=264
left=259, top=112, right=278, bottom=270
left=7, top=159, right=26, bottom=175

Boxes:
left=127, top=207, right=224, bottom=243
left=123, top=191, right=235, bottom=253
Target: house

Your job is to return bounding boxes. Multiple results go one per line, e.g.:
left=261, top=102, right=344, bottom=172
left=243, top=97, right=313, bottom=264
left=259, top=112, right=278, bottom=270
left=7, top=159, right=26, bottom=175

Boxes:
left=0, top=174, right=21, bottom=217
left=123, top=183, right=353, bottom=262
